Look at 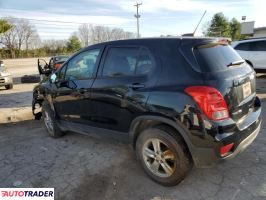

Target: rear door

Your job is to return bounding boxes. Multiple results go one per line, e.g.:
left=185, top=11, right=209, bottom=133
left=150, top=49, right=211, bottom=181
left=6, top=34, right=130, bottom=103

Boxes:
left=87, top=45, right=157, bottom=132
left=192, top=41, right=256, bottom=122
left=234, top=40, right=266, bottom=69
left=234, top=42, right=253, bottom=64
left=248, top=41, right=266, bottom=69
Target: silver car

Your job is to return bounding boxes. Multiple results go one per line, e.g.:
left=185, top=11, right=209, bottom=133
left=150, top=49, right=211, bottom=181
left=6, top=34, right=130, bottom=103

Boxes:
left=231, top=38, right=266, bottom=72
left=0, top=60, right=13, bottom=90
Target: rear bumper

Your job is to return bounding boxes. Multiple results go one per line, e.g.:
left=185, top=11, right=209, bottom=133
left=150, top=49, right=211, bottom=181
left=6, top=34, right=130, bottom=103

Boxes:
left=223, top=121, right=261, bottom=159
left=192, top=119, right=261, bottom=167
left=190, top=97, right=262, bottom=168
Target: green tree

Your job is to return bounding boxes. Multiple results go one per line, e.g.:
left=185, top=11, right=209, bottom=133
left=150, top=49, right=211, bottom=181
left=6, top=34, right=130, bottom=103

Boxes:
left=230, top=18, right=242, bottom=40
left=0, top=19, right=12, bottom=34
left=205, top=13, right=231, bottom=37
left=67, top=35, right=81, bottom=53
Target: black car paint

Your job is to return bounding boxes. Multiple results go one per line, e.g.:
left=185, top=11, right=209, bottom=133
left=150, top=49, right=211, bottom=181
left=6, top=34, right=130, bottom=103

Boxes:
left=32, top=38, right=262, bottom=167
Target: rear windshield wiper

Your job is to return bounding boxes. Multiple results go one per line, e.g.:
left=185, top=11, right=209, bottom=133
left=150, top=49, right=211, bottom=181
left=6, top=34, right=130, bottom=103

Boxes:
left=227, top=60, right=245, bottom=67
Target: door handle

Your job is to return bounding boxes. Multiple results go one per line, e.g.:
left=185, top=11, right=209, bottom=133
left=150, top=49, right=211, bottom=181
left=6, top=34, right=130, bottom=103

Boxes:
left=128, top=83, right=145, bottom=90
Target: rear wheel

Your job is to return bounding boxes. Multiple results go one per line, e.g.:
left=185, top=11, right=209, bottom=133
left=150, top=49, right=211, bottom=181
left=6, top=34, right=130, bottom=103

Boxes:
left=136, top=126, right=192, bottom=186
left=42, top=101, right=64, bottom=138
left=5, top=84, right=13, bottom=90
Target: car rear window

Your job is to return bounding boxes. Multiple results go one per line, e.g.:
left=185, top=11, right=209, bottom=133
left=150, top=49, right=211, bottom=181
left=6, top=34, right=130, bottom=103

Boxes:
left=194, top=43, right=243, bottom=72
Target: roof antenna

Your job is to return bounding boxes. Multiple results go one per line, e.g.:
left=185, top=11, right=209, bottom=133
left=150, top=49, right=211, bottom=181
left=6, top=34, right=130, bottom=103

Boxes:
left=192, top=10, right=207, bottom=36
left=182, top=10, right=206, bottom=37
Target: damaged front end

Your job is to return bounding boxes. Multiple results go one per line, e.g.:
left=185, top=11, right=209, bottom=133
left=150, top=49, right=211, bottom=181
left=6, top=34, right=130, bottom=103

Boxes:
left=32, top=90, right=44, bottom=120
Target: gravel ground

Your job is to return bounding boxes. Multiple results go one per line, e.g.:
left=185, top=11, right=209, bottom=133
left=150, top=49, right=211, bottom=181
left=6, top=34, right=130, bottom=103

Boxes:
left=0, top=71, right=266, bottom=200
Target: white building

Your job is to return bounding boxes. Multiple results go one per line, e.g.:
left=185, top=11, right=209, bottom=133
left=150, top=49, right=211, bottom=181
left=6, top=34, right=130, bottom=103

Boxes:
left=241, top=22, right=266, bottom=38
left=253, top=27, right=266, bottom=38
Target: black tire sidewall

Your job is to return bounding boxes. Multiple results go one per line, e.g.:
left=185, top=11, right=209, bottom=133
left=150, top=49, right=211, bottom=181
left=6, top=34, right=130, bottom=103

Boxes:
left=136, top=128, right=191, bottom=186
left=5, top=84, right=13, bottom=90
left=42, top=101, right=63, bottom=138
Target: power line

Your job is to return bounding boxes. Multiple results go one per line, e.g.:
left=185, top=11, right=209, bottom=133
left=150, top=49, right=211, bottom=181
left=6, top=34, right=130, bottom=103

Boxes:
left=134, top=2, right=142, bottom=38
left=2, top=16, right=130, bottom=26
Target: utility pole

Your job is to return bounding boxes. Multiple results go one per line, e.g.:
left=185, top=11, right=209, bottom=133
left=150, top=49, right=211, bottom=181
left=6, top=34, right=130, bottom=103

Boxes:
left=134, top=2, right=142, bottom=38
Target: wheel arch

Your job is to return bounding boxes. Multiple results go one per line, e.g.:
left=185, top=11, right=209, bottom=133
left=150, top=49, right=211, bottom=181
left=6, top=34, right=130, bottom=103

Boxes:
left=245, top=59, right=253, bottom=68
left=129, top=115, right=195, bottom=162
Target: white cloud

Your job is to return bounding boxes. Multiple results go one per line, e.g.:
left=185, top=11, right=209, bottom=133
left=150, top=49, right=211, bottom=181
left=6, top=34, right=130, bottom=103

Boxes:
left=0, top=8, right=133, bottom=25
left=251, top=0, right=266, bottom=27
left=119, top=0, right=250, bottom=13
left=1, top=0, right=265, bottom=39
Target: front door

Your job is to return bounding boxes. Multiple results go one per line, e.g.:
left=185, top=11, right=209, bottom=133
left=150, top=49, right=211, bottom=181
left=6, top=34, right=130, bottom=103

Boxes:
left=53, top=48, right=102, bottom=124
left=249, top=40, right=266, bottom=69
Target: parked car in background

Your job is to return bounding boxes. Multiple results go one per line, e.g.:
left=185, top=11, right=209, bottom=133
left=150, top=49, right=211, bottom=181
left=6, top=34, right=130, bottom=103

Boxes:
left=232, top=38, right=266, bottom=72
left=0, top=60, right=4, bottom=68
left=0, top=60, right=13, bottom=90
left=32, top=38, right=261, bottom=186
left=38, top=55, right=69, bottom=76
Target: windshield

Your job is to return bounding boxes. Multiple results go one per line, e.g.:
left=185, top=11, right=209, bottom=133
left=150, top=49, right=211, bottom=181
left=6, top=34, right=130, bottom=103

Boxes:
left=194, top=43, right=243, bottom=72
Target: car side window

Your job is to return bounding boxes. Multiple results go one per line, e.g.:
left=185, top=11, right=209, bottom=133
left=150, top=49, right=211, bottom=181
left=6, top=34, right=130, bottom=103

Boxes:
left=135, top=48, right=153, bottom=75
left=235, top=42, right=250, bottom=51
left=65, top=49, right=100, bottom=80
left=102, top=47, right=153, bottom=77
left=249, top=41, right=266, bottom=51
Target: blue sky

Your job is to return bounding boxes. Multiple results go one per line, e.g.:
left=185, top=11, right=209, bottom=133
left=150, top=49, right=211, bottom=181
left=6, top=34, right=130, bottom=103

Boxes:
left=0, top=0, right=265, bottom=40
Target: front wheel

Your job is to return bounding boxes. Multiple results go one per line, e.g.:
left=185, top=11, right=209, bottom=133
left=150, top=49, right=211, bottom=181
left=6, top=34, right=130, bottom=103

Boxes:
left=136, top=126, right=192, bottom=186
left=5, top=84, right=13, bottom=90
left=42, top=101, right=65, bottom=138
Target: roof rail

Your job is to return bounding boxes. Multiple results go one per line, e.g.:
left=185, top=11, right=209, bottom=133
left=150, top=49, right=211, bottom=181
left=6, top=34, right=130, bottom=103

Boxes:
left=240, top=37, right=266, bottom=41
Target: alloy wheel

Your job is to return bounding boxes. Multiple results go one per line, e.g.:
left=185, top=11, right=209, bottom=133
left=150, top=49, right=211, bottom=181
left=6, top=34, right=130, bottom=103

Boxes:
left=142, top=138, right=176, bottom=178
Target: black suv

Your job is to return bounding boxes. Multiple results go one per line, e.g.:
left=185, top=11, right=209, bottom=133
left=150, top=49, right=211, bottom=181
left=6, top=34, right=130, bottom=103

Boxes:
left=32, top=37, right=262, bottom=186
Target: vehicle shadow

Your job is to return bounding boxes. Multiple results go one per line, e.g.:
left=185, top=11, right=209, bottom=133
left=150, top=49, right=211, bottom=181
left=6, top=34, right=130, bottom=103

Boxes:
left=1, top=119, right=266, bottom=200
left=256, top=73, right=266, bottom=79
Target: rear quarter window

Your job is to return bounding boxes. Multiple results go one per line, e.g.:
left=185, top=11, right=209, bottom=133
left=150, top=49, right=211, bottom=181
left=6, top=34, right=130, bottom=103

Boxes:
left=194, top=43, right=243, bottom=72
left=234, top=42, right=250, bottom=51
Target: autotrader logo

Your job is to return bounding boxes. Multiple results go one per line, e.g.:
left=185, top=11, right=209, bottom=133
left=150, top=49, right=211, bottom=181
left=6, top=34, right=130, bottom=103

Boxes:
left=0, top=188, right=54, bottom=199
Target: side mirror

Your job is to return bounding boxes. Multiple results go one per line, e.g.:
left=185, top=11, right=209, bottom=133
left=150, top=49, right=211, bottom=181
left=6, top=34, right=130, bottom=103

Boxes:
left=50, top=73, right=57, bottom=83
left=38, top=59, right=51, bottom=75
left=58, top=79, right=77, bottom=89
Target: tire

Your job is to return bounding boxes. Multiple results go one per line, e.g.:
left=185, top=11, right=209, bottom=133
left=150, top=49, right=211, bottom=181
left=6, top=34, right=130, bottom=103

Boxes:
left=32, top=96, right=43, bottom=120
left=21, top=75, right=40, bottom=83
left=42, top=101, right=65, bottom=138
left=136, top=126, right=192, bottom=186
left=5, top=84, right=13, bottom=90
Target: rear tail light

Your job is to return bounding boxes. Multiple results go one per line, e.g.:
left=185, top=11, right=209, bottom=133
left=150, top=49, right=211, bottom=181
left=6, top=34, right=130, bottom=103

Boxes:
left=220, top=143, right=234, bottom=157
left=185, top=86, right=229, bottom=121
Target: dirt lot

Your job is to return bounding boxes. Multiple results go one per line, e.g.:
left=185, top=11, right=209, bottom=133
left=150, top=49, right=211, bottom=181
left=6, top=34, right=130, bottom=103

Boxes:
left=3, top=57, right=49, bottom=77
left=0, top=61, right=266, bottom=199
